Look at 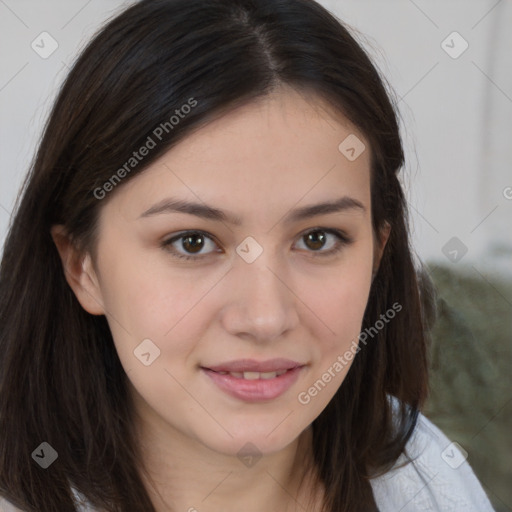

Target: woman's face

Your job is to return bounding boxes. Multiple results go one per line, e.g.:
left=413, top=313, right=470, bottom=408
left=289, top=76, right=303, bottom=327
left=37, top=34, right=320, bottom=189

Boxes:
left=61, top=87, right=389, bottom=458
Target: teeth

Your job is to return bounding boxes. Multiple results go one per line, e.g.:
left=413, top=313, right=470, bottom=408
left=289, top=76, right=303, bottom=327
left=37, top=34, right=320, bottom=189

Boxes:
left=243, top=371, right=261, bottom=380
left=217, top=370, right=289, bottom=379
left=260, top=371, right=278, bottom=379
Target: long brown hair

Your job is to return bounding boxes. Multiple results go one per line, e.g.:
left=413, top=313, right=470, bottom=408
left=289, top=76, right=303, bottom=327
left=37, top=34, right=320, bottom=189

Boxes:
left=0, top=0, right=431, bottom=510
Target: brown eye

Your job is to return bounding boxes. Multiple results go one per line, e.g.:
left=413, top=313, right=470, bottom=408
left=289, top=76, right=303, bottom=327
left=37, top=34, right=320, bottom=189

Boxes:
left=304, top=230, right=328, bottom=251
left=181, top=233, right=205, bottom=254
left=295, top=228, right=351, bottom=257
left=162, top=231, right=219, bottom=260
left=162, top=227, right=352, bottom=262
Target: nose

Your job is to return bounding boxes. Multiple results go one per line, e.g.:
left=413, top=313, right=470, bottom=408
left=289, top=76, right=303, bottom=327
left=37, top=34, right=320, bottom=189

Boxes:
left=219, top=250, right=300, bottom=343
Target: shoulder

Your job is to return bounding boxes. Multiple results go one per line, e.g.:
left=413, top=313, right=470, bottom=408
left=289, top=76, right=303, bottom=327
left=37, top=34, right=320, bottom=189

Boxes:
left=0, top=496, right=26, bottom=512
left=0, top=489, right=96, bottom=512
left=370, top=411, right=495, bottom=511
left=70, top=488, right=97, bottom=512
left=0, top=497, right=22, bottom=512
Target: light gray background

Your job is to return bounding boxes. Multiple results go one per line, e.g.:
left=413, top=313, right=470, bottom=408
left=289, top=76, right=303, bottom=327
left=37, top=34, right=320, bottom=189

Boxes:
left=1, top=0, right=511, bottom=273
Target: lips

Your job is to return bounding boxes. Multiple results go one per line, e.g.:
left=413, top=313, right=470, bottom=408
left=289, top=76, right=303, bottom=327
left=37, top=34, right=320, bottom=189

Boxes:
left=202, top=358, right=303, bottom=373
left=213, top=369, right=288, bottom=380
left=200, top=358, right=306, bottom=402
left=201, top=366, right=304, bottom=402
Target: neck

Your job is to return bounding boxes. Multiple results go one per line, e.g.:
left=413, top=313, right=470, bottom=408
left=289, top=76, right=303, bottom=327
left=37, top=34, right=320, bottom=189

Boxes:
left=131, top=400, right=323, bottom=512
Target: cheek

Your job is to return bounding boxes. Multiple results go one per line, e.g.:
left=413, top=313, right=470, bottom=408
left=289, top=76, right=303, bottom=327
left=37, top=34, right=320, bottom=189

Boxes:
left=98, top=246, right=201, bottom=332
left=299, top=248, right=373, bottom=346
left=98, top=229, right=373, bottom=357
left=319, top=269, right=370, bottom=326
left=96, top=247, right=228, bottom=372
left=304, top=279, right=370, bottom=382
left=293, top=264, right=372, bottom=416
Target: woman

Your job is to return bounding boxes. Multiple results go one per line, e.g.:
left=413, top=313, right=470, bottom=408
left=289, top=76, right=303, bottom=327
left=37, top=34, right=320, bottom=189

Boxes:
left=0, top=0, right=496, bottom=510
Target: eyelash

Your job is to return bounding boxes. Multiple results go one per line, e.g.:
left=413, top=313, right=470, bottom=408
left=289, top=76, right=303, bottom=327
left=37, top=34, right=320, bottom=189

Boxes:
left=161, top=228, right=353, bottom=261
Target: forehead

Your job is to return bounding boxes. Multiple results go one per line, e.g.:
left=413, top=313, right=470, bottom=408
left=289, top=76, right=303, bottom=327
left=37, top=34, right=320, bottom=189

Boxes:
left=104, top=87, right=372, bottom=225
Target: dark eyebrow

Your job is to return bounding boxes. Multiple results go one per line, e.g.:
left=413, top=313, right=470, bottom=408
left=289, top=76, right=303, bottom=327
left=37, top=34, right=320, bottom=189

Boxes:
left=138, top=196, right=366, bottom=225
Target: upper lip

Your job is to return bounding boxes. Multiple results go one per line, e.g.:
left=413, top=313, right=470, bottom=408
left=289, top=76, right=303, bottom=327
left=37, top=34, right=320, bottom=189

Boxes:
left=202, top=358, right=304, bottom=373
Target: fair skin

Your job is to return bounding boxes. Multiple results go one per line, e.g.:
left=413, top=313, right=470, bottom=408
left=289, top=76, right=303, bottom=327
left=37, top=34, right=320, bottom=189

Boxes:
left=52, top=86, right=390, bottom=512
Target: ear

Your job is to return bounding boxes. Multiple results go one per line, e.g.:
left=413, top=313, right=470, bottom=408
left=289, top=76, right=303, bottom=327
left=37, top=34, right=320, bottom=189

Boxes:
left=372, top=220, right=391, bottom=279
left=50, top=225, right=106, bottom=315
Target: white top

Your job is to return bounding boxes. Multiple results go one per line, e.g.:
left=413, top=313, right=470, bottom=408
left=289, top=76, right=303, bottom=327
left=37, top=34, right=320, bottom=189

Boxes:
left=369, top=413, right=495, bottom=511
left=0, top=413, right=495, bottom=511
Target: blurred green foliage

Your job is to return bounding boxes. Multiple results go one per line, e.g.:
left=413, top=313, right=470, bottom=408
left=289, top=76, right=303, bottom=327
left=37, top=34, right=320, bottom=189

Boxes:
left=423, top=262, right=512, bottom=512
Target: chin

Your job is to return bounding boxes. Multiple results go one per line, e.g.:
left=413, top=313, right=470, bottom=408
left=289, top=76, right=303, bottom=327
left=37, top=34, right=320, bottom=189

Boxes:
left=196, top=420, right=307, bottom=460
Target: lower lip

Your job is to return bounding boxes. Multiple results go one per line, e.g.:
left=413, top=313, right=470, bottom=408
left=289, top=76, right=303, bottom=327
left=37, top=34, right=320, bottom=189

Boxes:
left=201, top=367, right=304, bottom=402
